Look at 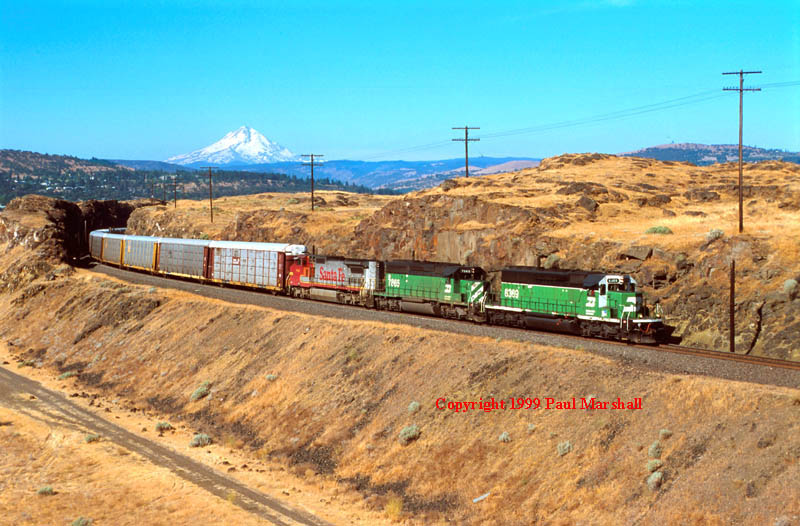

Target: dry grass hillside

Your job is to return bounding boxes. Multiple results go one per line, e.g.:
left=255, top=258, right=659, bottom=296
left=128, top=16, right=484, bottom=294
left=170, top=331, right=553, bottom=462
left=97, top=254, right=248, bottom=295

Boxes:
left=0, top=405, right=273, bottom=526
left=1, top=272, right=799, bottom=525
left=1, top=194, right=799, bottom=524
left=126, top=191, right=395, bottom=254
left=125, top=155, right=800, bottom=360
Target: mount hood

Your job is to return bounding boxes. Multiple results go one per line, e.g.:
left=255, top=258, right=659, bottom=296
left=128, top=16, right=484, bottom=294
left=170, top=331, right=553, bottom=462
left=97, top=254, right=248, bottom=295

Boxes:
left=166, top=126, right=297, bottom=166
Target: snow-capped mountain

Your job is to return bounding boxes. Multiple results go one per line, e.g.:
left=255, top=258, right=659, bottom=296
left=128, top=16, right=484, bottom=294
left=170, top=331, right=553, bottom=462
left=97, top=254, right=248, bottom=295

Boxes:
left=166, top=126, right=297, bottom=166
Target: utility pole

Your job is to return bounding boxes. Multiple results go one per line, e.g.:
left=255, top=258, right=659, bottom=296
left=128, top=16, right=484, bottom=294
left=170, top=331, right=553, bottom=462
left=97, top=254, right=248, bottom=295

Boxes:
left=146, top=172, right=154, bottom=199
left=171, top=174, right=178, bottom=208
left=452, top=126, right=480, bottom=177
left=162, top=173, right=167, bottom=203
left=723, top=69, right=761, bottom=233
left=301, top=154, right=323, bottom=211
left=729, top=259, right=735, bottom=353
left=201, top=167, right=216, bottom=222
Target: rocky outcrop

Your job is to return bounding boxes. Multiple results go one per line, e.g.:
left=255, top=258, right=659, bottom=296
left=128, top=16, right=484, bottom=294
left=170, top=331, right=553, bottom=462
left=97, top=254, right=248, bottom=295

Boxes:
left=0, top=195, right=143, bottom=292
left=351, top=194, right=565, bottom=270
left=80, top=199, right=137, bottom=237
left=0, top=195, right=83, bottom=261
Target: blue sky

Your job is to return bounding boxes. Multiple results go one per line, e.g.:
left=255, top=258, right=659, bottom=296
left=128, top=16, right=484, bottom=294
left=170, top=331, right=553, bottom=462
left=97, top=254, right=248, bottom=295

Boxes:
left=1, top=0, right=798, bottom=161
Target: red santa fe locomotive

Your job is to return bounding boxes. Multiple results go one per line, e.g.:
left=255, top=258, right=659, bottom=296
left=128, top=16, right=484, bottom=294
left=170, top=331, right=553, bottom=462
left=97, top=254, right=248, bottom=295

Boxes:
left=286, top=254, right=385, bottom=307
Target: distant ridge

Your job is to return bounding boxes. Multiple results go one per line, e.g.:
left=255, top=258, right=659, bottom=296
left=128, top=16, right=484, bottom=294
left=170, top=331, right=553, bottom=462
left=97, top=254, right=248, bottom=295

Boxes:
left=109, top=159, right=192, bottom=172
left=219, top=157, right=540, bottom=191
left=620, top=143, right=800, bottom=165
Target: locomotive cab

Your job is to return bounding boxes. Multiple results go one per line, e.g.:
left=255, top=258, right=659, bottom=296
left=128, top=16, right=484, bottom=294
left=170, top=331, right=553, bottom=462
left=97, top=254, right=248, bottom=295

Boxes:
left=594, top=274, right=644, bottom=319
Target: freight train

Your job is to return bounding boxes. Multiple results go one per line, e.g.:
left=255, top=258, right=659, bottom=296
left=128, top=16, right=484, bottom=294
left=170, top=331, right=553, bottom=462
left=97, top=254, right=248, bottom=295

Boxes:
left=89, top=229, right=666, bottom=344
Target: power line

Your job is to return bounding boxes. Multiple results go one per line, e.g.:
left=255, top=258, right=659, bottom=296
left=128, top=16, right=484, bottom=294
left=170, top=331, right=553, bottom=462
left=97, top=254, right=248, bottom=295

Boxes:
left=754, top=80, right=800, bottom=89
left=481, top=90, right=724, bottom=139
left=356, top=80, right=799, bottom=162
left=360, top=140, right=453, bottom=161
left=452, top=126, right=480, bottom=177
left=361, top=89, right=730, bottom=160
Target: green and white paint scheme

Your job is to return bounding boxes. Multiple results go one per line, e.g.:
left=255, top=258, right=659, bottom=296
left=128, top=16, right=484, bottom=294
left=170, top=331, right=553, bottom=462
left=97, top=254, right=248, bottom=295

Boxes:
left=383, top=271, right=488, bottom=308
left=498, top=274, right=659, bottom=323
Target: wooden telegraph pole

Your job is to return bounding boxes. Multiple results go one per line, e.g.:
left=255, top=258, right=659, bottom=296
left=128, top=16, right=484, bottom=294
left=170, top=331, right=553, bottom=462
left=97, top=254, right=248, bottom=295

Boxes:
left=722, top=69, right=761, bottom=233
left=722, top=70, right=760, bottom=354
left=730, top=260, right=735, bottom=353
left=201, top=167, right=216, bottom=222
left=171, top=174, right=178, bottom=208
left=452, top=126, right=480, bottom=177
left=302, top=154, right=323, bottom=211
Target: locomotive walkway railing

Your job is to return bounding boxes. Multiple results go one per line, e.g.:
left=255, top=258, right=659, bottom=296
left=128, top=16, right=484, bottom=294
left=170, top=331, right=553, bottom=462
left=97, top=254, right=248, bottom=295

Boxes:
left=487, top=293, right=581, bottom=316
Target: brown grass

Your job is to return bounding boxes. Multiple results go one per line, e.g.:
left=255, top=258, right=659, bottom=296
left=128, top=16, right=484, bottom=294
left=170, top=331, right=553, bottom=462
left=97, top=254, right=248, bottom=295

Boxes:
left=0, top=406, right=268, bottom=526
left=416, top=155, right=800, bottom=260
left=2, top=272, right=799, bottom=524
left=134, top=190, right=396, bottom=240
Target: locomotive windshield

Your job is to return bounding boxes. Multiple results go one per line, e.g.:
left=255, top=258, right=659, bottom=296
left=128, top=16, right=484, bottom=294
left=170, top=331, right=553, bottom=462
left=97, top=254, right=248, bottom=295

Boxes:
left=604, top=275, right=636, bottom=292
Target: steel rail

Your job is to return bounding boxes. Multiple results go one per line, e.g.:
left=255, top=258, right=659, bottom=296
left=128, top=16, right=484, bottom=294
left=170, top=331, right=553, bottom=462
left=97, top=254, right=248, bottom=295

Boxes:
left=92, top=262, right=800, bottom=373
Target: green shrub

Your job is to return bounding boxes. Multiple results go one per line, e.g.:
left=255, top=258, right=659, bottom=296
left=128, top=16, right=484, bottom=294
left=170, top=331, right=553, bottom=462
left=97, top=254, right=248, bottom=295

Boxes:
left=646, top=471, right=663, bottom=491
left=58, top=371, right=78, bottom=380
left=784, top=279, right=798, bottom=299
left=648, top=440, right=663, bottom=459
left=287, top=198, right=299, bottom=205
left=645, top=226, right=673, bottom=235
left=498, top=431, right=511, bottom=443
left=155, top=422, right=174, bottom=432
left=19, top=360, right=36, bottom=368
left=557, top=441, right=572, bottom=456
left=398, top=425, right=420, bottom=445
left=527, top=423, right=536, bottom=433
left=37, top=486, right=55, bottom=496
left=84, top=434, right=101, bottom=444
left=190, top=433, right=212, bottom=447
left=345, top=348, right=361, bottom=363
left=705, top=229, right=724, bottom=243
left=384, top=495, right=403, bottom=520
left=190, top=381, right=211, bottom=401
left=72, top=518, right=93, bottom=526
left=265, top=374, right=278, bottom=381
left=646, top=459, right=663, bottom=472
left=407, top=401, right=420, bottom=413
left=659, top=428, right=673, bottom=440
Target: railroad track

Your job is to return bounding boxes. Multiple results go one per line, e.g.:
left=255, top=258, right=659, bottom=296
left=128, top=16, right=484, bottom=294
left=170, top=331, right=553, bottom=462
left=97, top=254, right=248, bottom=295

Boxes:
left=648, top=343, right=800, bottom=371
left=91, top=262, right=800, bottom=376
left=495, top=324, right=800, bottom=372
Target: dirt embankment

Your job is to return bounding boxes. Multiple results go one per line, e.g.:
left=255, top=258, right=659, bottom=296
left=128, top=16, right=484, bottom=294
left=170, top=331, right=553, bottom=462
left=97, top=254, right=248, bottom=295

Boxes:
left=122, top=155, right=800, bottom=360
left=0, top=195, right=145, bottom=293
left=0, top=393, right=277, bottom=526
left=2, top=273, right=799, bottom=525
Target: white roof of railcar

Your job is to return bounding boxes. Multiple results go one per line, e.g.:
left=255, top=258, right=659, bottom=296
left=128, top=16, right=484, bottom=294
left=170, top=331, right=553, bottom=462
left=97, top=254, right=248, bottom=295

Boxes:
left=90, top=230, right=306, bottom=255
left=209, top=240, right=307, bottom=255
left=157, top=237, right=212, bottom=247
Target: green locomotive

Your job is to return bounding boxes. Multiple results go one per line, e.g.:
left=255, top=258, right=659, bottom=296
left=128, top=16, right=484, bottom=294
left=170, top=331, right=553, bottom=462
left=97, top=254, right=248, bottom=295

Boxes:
left=374, top=260, right=664, bottom=343
left=487, top=267, right=663, bottom=343
left=374, top=260, right=490, bottom=321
